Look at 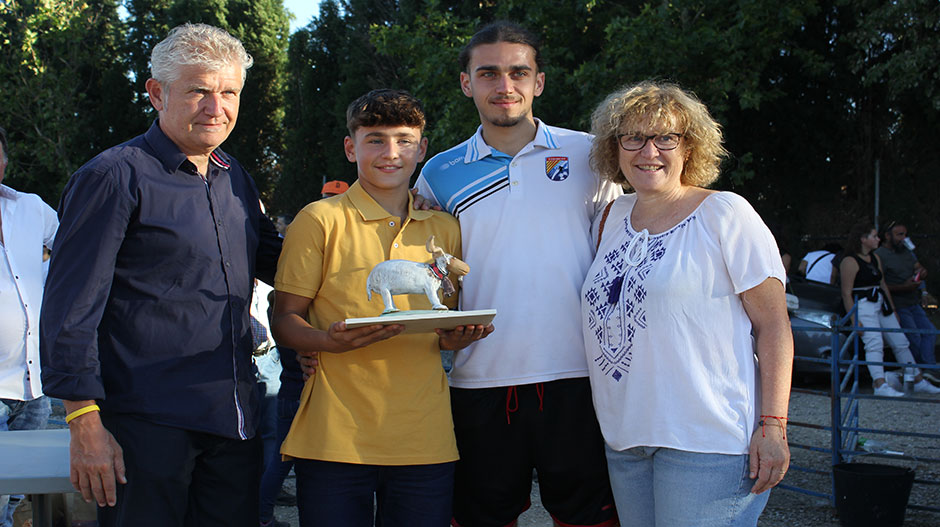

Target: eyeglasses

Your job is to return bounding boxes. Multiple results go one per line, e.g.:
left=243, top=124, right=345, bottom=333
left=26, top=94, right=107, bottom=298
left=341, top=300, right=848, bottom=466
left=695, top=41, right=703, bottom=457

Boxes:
left=617, top=133, right=683, bottom=151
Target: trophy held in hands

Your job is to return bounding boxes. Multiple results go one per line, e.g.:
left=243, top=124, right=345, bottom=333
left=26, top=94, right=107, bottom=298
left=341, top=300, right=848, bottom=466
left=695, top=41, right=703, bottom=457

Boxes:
left=346, top=235, right=496, bottom=334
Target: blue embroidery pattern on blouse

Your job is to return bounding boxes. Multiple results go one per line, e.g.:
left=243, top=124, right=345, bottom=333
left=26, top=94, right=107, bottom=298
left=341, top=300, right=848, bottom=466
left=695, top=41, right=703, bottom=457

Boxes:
left=584, top=214, right=696, bottom=381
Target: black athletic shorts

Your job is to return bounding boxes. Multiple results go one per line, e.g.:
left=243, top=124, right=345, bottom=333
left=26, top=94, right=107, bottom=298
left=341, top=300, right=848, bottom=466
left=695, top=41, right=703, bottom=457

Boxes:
left=450, top=377, right=616, bottom=527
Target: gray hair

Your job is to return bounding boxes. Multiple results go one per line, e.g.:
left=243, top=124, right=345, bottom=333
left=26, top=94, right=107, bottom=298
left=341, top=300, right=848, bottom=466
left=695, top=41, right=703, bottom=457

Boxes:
left=150, top=23, right=253, bottom=85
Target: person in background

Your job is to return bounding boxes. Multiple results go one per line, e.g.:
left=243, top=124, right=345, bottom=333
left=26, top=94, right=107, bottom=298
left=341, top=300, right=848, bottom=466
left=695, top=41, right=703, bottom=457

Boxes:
left=875, top=221, right=937, bottom=368
left=257, top=298, right=303, bottom=527
left=583, top=80, right=793, bottom=525
left=252, top=279, right=292, bottom=527
left=0, top=125, right=58, bottom=527
left=321, top=180, right=349, bottom=199
left=40, top=24, right=281, bottom=525
left=839, top=222, right=938, bottom=397
left=798, top=242, right=842, bottom=285
left=414, top=21, right=620, bottom=527
left=273, top=214, right=293, bottom=236
left=258, top=212, right=298, bottom=527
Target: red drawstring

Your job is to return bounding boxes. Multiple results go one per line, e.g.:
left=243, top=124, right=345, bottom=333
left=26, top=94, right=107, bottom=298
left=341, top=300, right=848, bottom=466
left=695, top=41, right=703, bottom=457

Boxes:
left=506, top=386, right=518, bottom=424
left=505, top=384, right=545, bottom=424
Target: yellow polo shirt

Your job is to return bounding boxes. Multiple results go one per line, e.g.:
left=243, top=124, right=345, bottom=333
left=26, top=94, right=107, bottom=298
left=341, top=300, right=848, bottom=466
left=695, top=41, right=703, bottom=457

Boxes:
left=276, top=181, right=460, bottom=465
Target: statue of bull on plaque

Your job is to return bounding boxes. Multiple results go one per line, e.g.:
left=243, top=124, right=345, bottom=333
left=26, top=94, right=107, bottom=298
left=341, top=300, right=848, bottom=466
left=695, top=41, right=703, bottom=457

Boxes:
left=366, top=235, right=470, bottom=314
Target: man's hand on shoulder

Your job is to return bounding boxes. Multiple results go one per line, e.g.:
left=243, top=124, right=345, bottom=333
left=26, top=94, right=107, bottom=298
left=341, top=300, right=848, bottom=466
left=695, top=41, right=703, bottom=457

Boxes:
left=411, top=188, right=442, bottom=211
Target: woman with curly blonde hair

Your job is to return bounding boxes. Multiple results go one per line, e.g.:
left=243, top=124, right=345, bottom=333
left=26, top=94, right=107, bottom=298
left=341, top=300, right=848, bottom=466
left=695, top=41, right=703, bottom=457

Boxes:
left=580, top=80, right=793, bottom=526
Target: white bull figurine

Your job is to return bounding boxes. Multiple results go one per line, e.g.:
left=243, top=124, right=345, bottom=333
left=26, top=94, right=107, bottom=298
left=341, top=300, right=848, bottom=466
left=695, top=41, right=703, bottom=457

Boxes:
left=366, top=236, right=470, bottom=314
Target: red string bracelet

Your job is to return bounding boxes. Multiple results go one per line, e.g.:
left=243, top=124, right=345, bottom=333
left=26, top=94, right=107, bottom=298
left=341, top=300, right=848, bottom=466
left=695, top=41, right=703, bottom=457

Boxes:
left=758, top=415, right=788, bottom=439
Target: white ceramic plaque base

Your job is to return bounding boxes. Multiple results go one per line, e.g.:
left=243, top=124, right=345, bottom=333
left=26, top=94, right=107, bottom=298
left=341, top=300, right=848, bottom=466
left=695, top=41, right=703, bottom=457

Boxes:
left=345, top=309, right=496, bottom=334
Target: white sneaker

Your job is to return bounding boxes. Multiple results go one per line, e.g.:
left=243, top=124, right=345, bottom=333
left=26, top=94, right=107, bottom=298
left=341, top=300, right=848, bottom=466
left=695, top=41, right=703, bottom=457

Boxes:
left=914, top=379, right=940, bottom=394
left=883, top=371, right=903, bottom=391
left=873, top=383, right=904, bottom=397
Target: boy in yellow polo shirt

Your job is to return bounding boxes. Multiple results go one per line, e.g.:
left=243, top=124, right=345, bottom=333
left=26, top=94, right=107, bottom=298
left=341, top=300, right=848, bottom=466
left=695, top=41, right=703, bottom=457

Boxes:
left=271, top=89, right=493, bottom=527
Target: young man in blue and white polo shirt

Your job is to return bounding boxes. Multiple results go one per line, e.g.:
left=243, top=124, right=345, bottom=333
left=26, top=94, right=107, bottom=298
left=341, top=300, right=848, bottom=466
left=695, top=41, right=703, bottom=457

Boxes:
left=415, top=21, right=621, bottom=527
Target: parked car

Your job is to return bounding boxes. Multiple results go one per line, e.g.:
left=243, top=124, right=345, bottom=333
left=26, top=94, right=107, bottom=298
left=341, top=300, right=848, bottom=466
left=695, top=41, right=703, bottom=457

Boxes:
left=787, top=275, right=849, bottom=374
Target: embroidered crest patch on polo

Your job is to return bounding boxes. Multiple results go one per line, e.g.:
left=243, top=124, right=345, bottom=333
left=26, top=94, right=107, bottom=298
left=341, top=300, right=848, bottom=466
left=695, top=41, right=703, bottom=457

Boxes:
left=545, top=156, right=569, bottom=181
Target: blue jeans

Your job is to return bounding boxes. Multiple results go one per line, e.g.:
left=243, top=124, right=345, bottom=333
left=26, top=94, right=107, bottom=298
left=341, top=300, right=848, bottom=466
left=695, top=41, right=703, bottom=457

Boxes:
left=1, top=397, right=52, bottom=527
left=896, top=304, right=937, bottom=366
left=294, top=459, right=455, bottom=527
left=255, top=351, right=284, bottom=471
left=605, top=444, right=769, bottom=527
left=258, top=390, right=278, bottom=475
left=259, top=397, right=299, bottom=522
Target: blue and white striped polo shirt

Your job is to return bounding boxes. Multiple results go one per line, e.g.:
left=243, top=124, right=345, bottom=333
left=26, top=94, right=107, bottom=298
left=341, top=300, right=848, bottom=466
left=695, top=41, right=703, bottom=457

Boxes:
left=416, top=120, right=622, bottom=388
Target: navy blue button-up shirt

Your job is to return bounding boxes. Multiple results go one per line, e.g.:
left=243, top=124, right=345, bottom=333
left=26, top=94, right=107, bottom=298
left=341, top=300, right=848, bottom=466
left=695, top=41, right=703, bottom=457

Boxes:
left=40, top=121, right=281, bottom=439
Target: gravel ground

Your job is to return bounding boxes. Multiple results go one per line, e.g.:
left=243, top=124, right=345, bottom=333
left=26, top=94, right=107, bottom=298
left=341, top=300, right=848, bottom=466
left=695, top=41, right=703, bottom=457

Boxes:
left=44, top=378, right=939, bottom=527
left=757, top=385, right=940, bottom=527
left=267, top=382, right=940, bottom=527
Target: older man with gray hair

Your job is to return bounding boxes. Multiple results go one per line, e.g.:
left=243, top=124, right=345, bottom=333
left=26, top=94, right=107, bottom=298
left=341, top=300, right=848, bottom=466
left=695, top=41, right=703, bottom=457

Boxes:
left=40, top=24, right=281, bottom=526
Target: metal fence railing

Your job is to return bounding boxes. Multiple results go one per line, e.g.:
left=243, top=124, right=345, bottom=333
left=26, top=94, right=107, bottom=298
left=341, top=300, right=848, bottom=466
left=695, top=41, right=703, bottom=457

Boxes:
left=782, top=303, right=940, bottom=514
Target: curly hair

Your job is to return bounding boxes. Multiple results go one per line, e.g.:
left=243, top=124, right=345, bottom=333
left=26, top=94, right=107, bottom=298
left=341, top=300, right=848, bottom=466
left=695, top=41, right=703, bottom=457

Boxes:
left=346, top=89, right=426, bottom=136
left=589, top=80, right=728, bottom=190
left=151, top=23, right=253, bottom=86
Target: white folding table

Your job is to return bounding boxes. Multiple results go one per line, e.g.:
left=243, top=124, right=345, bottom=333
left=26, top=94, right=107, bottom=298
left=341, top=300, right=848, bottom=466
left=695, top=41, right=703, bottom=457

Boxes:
left=0, top=429, right=75, bottom=527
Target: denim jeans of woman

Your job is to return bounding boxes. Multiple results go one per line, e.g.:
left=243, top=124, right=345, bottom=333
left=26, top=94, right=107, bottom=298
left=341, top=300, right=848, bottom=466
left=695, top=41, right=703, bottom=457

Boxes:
left=605, top=444, right=769, bottom=527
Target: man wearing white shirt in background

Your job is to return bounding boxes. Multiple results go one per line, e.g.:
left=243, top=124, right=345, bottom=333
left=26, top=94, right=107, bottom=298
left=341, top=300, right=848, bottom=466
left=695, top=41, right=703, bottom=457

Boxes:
left=797, top=242, right=842, bottom=285
left=0, top=125, right=58, bottom=527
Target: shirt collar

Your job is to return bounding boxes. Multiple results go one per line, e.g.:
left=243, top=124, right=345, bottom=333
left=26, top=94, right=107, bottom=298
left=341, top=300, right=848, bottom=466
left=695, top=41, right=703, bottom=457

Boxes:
left=143, top=120, right=232, bottom=174
left=0, top=184, right=17, bottom=201
left=344, top=180, right=433, bottom=222
left=464, top=118, right=558, bottom=164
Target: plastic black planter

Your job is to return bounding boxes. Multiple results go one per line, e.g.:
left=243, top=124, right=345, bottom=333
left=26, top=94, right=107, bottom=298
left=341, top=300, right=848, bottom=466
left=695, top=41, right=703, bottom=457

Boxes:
left=833, top=462, right=914, bottom=527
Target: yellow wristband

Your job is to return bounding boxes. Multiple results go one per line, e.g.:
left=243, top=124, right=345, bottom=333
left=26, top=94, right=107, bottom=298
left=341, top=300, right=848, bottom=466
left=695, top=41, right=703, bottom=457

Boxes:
left=65, top=404, right=100, bottom=424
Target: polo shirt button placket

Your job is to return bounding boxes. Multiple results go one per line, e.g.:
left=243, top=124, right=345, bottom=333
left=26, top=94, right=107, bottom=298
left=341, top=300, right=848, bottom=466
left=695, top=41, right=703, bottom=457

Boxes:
left=508, top=162, right=523, bottom=201
left=509, top=174, right=522, bottom=200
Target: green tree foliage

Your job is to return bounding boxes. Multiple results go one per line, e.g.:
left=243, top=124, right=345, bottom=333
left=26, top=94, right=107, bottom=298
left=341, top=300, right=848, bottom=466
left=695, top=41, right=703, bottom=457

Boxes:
left=124, top=0, right=173, bottom=115
left=218, top=0, right=290, bottom=200
left=0, top=0, right=287, bottom=204
left=2, top=0, right=937, bottom=272
left=363, top=1, right=938, bottom=257
left=274, top=0, right=409, bottom=216
left=0, top=0, right=142, bottom=202
left=842, top=0, right=939, bottom=239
